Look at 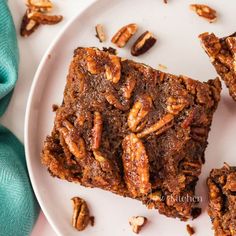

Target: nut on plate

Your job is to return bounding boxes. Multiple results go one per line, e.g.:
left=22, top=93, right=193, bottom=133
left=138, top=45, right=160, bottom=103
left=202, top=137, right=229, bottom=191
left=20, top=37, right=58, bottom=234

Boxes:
left=190, top=4, right=217, bottom=23
left=131, top=31, right=157, bottom=56
left=111, top=23, right=138, bottom=48
left=129, top=216, right=147, bottom=234
left=71, top=197, right=90, bottom=231
left=95, top=24, right=106, bottom=42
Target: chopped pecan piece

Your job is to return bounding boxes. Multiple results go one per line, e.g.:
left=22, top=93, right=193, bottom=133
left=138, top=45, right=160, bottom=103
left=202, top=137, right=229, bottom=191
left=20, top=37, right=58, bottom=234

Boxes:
left=111, top=23, right=138, bottom=48
left=26, top=0, right=53, bottom=11
left=225, top=172, right=236, bottom=191
left=105, top=54, right=121, bottom=83
left=95, top=24, right=106, bottom=42
left=190, top=4, right=217, bottom=23
left=59, top=120, right=86, bottom=160
left=122, top=133, right=151, bottom=197
left=186, top=224, right=195, bottom=235
left=166, top=97, right=188, bottom=115
left=28, top=11, right=63, bottom=25
left=93, top=150, right=114, bottom=173
left=131, top=31, right=157, bottom=56
left=137, top=113, right=174, bottom=138
left=71, top=197, right=90, bottom=231
left=129, top=216, right=147, bottom=234
left=105, top=92, right=128, bottom=111
left=102, top=47, right=117, bottom=55
left=148, top=191, right=162, bottom=201
left=20, top=10, right=40, bottom=37
left=128, top=95, right=152, bottom=132
left=92, top=112, right=103, bottom=150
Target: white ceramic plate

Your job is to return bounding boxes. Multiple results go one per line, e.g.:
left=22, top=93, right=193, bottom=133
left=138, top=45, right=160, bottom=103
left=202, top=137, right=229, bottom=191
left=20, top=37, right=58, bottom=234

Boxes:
left=25, top=0, right=236, bottom=235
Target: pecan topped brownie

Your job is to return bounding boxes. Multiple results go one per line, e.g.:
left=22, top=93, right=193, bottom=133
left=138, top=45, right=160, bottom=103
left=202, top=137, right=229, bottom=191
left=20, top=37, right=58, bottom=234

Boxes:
left=199, top=32, right=236, bottom=101
left=207, top=164, right=236, bottom=236
left=41, top=47, right=221, bottom=221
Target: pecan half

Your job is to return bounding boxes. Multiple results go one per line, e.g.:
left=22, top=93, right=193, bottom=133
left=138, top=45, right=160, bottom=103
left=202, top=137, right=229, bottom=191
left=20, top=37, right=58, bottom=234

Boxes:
left=86, top=50, right=101, bottom=75
left=137, top=113, right=174, bottom=138
left=122, top=133, right=151, bottom=197
left=111, top=23, right=138, bottom=48
left=105, top=54, right=121, bottom=83
left=131, top=31, right=157, bottom=56
left=92, top=111, right=103, bottom=150
left=129, top=216, right=147, bottom=234
left=128, top=95, right=152, bottom=132
left=95, top=24, right=106, bottom=42
left=59, top=120, right=86, bottom=160
left=71, top=197, right=90, bottom=231
left=190, top=4, right=217, bottom=23
left=121, top=76, right=136, bottom=99
left=28, top=11, right=63, bottom=25
left=20, top=10, right=40, bottom=37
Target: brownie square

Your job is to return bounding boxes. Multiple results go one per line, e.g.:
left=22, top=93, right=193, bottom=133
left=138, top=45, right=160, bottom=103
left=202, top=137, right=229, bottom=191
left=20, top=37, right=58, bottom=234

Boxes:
left=41, top=47, right=221, bottom=220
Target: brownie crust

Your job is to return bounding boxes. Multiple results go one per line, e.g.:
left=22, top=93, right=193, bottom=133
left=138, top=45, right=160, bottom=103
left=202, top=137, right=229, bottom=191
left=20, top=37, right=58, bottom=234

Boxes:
left=41, top=47, right=221, bottom=221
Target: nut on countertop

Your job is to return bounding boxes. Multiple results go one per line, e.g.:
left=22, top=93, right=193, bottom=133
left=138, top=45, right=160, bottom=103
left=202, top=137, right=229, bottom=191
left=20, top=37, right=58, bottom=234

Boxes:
left=131, top=31, right=157, bottom=56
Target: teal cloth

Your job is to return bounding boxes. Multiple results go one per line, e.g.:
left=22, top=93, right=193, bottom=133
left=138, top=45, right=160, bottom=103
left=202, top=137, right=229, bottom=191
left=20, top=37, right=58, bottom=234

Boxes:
left=0, top=1, right=39, bottom=236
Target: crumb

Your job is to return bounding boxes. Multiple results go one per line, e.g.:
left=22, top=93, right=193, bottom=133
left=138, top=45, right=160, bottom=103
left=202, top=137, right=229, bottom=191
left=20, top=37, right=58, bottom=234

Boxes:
left=102, top=47, right=117, bottom=55
left=129, top=216, right=147, bottom=234
left=90, top=216, right=95, bottom=226
left=158, top=64, right=168, bottom=70
left=52, top=104, right=58, bottom=112
left=186, top=224, right=195, bottom=235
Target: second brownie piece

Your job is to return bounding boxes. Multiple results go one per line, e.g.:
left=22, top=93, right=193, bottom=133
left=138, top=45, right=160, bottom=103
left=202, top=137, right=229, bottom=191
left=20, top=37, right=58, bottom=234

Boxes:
left=207, top=164, right=236, bottom=236
left=41, top=47, right=221, bottom=221
left=199, top=32, right=236, bottom=101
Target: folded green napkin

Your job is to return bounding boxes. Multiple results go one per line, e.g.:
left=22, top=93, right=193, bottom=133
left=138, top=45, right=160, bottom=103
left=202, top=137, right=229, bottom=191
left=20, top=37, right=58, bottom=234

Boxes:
left=0, top=1, right=39, bottom=235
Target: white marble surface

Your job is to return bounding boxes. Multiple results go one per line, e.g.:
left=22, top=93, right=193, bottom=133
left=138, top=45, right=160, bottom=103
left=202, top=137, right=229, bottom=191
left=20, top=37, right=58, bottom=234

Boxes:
left=1, top=1, right=93, bottom=235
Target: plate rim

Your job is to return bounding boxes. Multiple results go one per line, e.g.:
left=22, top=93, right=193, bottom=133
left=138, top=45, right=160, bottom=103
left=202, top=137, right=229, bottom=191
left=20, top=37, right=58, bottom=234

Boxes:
left=24, top=1, right=97, bottom=235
